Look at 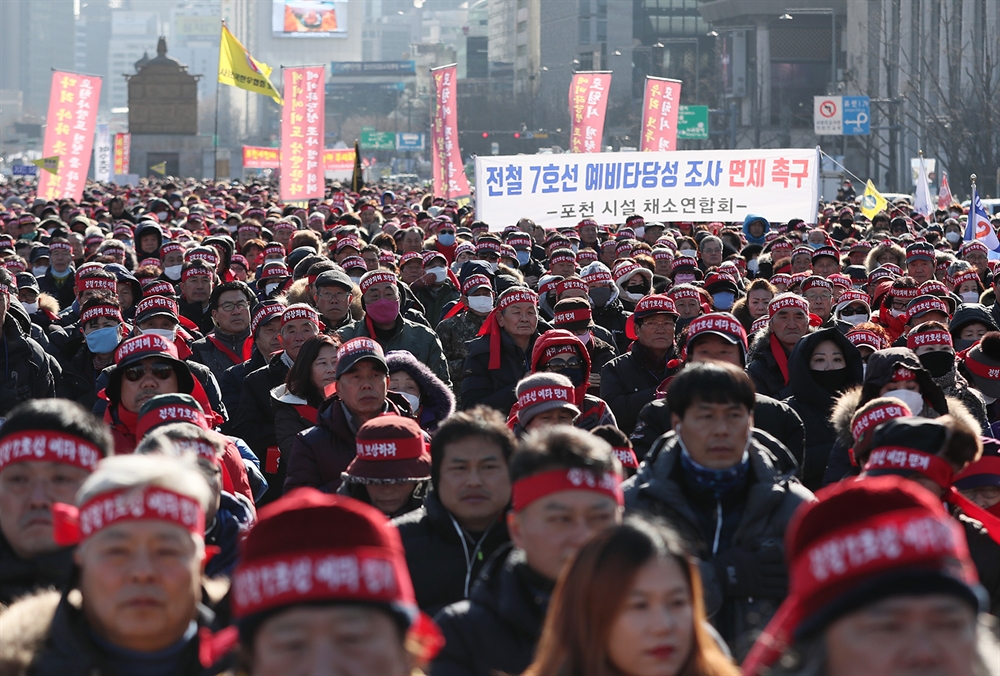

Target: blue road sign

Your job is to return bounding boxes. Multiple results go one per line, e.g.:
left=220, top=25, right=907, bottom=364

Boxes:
left=396, top=133, right=425, bottom=151
left=11, top=164, right=37, bottom=176
left=842, top=96, right=870, bottom=136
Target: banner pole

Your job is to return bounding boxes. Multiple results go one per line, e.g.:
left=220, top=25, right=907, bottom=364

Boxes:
left=214, top=81, right=220, bottom=181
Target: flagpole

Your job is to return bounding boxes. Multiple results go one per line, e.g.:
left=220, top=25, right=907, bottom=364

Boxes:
left=214, top=81, right=220, bottom=181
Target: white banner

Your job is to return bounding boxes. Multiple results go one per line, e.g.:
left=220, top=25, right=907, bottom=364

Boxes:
left=475, top=148, right=820, bottom=229
left=94, top=124, right=112, bottom=183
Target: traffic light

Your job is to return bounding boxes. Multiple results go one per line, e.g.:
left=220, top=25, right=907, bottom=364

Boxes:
left=482, top=132, right=489, bottom=138
left=513, top=132, right=520, bottom=139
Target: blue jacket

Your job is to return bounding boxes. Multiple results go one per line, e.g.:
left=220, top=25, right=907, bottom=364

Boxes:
left=742, top=214, right=770, bottom=246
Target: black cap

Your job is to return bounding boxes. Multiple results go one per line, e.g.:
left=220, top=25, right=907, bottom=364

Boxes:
left=315, top=269, right=353, bottom=291
left=15, top=272, right=39, bottom=292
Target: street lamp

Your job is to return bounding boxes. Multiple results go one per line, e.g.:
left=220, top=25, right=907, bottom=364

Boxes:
left=780, top=8, right=837, bottom=91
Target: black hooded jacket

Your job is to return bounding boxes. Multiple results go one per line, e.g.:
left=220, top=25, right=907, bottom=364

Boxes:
left=460, top=329, right=538, bottom=415
left=431, top=546, right=552, bottom=676
left=783, top=327, right=864, bottom=491
left=0, top=531, right=74, bottom=607
left=393, top=490, right=510, bottom=616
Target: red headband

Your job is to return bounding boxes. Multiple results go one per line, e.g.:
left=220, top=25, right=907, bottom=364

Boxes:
left=769, top=295, right=809, bottom=318
left=907, top=330, right=952, bottom=351
left=550, top=253, right=576, bottom=267
left=136, top=295, right=178, bottom=317
left=553, top=308, right=592, bottom=325
left=0, top=430, right=101, bottom=474
left=961, top=354, right=1000, bottom=381
left=136, top=404, right=209, bottom=440
left=847, top=329, right=883, bottom=351
left=80, top=304, right=123, bottom=325
left=186, top=251, right=218, bottom=265
left=52, top=486, right=205, bottom=547
left=477, top=240, right=502, bottom=254
left=232, top=548, right=411, bottom=618
left=771, top=273, right=792, bottom=286
left=359, top=271, right=397, bottom=294
left=512, top=468, right=622, bottom=512
left=356, top=437, right=425, bottom=461
left=517, top=384, right=575, bottom=411
left=891, top=286, right=920, bottom=300
left=498, top=289, right=538, bottom=311
left=612, top=447, right=639, bottom=469
left=281, top=306, right=321, bottom=328
left=668, top=287, right=701, bottom=301
left=79, top=276, right=117, bottom=293
left=583, top=270, right=614, bottom=286
left=905, top=298, right=949, bottom=321
left=951, top=270, right=981, bottom=288
left=49, top=242, right=72, bottom=253
left=851, top=402, right=911, bottom=444
left=556, top=278, right=589, bottom=295
left=172, top=438, right=221, bottom=465
left=182, top=266, right=212, bottom=282
left=890, top=366, right=917, bottom=382
left=864, top=447, right=954, bottom=489
left=461, top=274, right=492, bottom=295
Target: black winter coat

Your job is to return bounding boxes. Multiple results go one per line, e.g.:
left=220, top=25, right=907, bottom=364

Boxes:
left=630, top=392, right=805, bottom=470
left=624, top=435, right=814, bottom=659
left=218, top=349, right=267, bottom=420
left=782, top=327, right=864, bottom=492
left=55, top=344, right=103, bottom=410
left=37, top=269, right=76, bottom=311
left=460, top=330, right=538, bottom=415
left=188, top=327, right=252, bottom=378
left=431, top=546, right=552, bottom=676
left=179, top=298, right=215, bottom=336
left=960, top=513, right=1000, bottom=616
left=600, top=343, right=677, bottom=435
left=393, top=490, right=510, bottom=616
left=0, top=317, right=58, bottom=417
left=746, top=329, right=794, bottom=400
left=592, top=298, right=632, bottom=352
left=0, top=531, right=74, bottom=607
left=228, top=352, right=289, bottom=503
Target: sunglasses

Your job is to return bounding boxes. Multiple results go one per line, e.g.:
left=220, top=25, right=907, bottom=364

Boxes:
left=123, top=362, right=175, bottom=382
left=543, top=358, right=583, bottom=371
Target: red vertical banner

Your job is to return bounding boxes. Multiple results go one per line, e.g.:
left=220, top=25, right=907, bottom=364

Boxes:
left=430, top=64, right=472, bottom=199
left=280, top=66, right=325, bottom=202
left=640, top=77, right=682, bottom=152
left=568, top=71, right=611, bottom=153
left=113, top=133, right=131, bottom=175
left=38, top=71, right=103, bottom=200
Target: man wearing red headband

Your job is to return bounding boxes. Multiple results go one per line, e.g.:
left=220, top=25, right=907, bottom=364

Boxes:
left=0, top=400, right=112, bottom=605
left=56, top=267, right=118, bottom=329
left=433, top=426, right=623, bottom=676
left=58, top=297, right=126, bottom=410
left=625, top=361, right=814, bottom=660
left=0, top=267, right=57, bottom=417
left=178, top=259, right=216, bottom=335
left=747, top=292, right=813, bottom=399
left=36, top=238, right=76, bottom=311
left=0, top=454, right=220, bottom=675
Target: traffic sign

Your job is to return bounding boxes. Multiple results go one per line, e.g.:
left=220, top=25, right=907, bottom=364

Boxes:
left=396, top=133, right=425, bottom=151
left=814, top=96, right=842, bottom=135
left=677, top=105, right=709, bottom=140
left=11, top=164, right=38, bottom=176
left=842, top=96, right=870, bottom=135
left=360, top=129, right=396, bottom=150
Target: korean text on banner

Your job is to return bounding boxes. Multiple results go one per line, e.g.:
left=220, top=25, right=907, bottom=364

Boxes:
left=430, top=64, right=472, bottom=199
left=475, top=148, right=820, bottom=229
left=640, top=77, right=682, bottom=152
left=280, top=66, right=325, bottom=202
left=113, top=133, right=130, bottom=175
left=94, top=124, right=112, bottom=182
left=324, top=148, right=356, bottom=172
left=243, top=146, right=281, bottom=169
left=569, top=72, right=611, bottom=153
left=38, top=71, right=103, bottom=202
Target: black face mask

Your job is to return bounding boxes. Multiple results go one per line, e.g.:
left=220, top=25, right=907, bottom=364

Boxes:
left=628, top=278, right=652, bottom=295
left=919, top=350, right=956, bottom=378
left=811, top=367, right=854, bottom=393
left=590, top=287, right=612, bottom=308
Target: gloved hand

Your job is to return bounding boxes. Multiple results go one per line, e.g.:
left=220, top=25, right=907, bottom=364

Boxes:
left=713, top=546, right=788, bottom=599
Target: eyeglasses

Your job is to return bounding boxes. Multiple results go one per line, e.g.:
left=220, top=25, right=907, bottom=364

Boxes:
left=804, top=293, right=833, bottom=302
left=318, top=290, right=350, bottom=303
left=640, top=318, right=675, bottom=330
left=542, top=357, right=583, bottom=371
left=123, top=362, right=175, bottom=382
left=218, top=300, right=250, bottom=312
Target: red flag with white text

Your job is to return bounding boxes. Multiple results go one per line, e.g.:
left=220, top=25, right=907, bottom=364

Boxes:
left=280, top=66, right=325, bottom=202
left=569, top=72, right=611, bottom=153
left=640, top=77, right=682, bottom=152
left=430, top=64, right=472, bottom=199
left=38, top=71, right=103, bottom=201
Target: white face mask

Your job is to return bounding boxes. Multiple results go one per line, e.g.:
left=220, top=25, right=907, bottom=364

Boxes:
left=265, top=282, right=279, bottom=295
left=32, top=265, right=47, bottom=277
left=747, top=259, right=759, bottom=274
left=399, top=391, right=421, bottom=412
left=483, top=261, right=498, bottom=273
left=945, top=231, right=961, bottom=244
left=143, top=327, right=176, bottom=342
left=623, top=290, right=645, bottom=303
left=679, top=249, right=697, bottom=258
left=20, top=301, right=38, bottom=314
left=577, top=331, right=592, bottom=345
left=156, top=211, right=168, bottom=222
left=466, top=295, right=494, bottom=314
left=164, top=264, right=182, bottom=281
left=961, top=290, right=980, bottom=303
left=889, top=308, right=905, bottom=319
left=881, top=388, right=924, bottom=414
left=842, top=312, right=870, bottom=326
left=633, top=226, right=645, bottom=238
left=349, top=274, right=364, bottom=285
left=426, top=266, right=448, bottom=283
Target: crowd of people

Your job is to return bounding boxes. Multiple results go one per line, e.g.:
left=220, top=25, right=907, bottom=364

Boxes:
left=0, top=176, right=998, bottom=675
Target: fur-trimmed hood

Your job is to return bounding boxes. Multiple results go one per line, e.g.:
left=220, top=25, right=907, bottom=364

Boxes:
left=830, top=385, right=980, bottom=449
left=37, top=292, right=60, bottom=318
left=865, top=241, right=905, bottom=272
left=0, top=589, right=60, bottom=676
left=385, top=349, right=455, bottom=431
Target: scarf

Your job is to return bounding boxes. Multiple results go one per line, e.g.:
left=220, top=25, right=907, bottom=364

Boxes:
left=678, top=436, right=750, bottom=499
left=769, top=332, right=791, bottom=385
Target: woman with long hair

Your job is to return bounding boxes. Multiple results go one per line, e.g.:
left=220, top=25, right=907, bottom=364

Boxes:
left=524, top=517, right=739, bottom=676
left=270, top=333, right=341, bottom=459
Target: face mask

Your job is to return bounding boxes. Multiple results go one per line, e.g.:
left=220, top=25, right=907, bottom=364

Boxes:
left=399, top=391, right=421, bottom=412
left=227, top=223, right=238, bottom=233
left=633, top=226, right=645, bottom=238
left=20, top=301, right=38, bottom=314
left=577, top=331, right=592, bottom=345
left=624, top=289, right=645, bottom=303
left=437, top=233, right=456, bottom=246
left=961, top=290, right=980, bottom=303
left=809, top=241, right=823, bottom=249
left=30, top=265, right=47, bottom=278
left=156, top=211, right=168, bottom=222
left=918, top=350, right=956, bottom=378
left=483, top=261, right=498, bottom=273
left=349, top=274, right=363, bottom=285
left=747, top=259, right=759, bottom=274
left=953, top=337, right=976, bottom=351
left=889, top=308, right=905, bottom=319
left=571, top=244, right=579, bottom=254
left=561, top=367, right=585, bottom=387
left=265, top=282, right=279, bottom=295
left=946, top=231, right=961, bottom=243
left=881, top=388, right=924, bottom=414
left=138, top=326, right=174, bottom=343
left=679, top=249, right=697, bottom=258
left=426, top=267, right=448, bottom=283
left=589, top=287, right=612, bottom=308
left=366, top=298, right=400, bottom=324
left=675, top=273, right=696, bottom=285
left=50, top=265, right=72, bottom=278
left=466, top=295, right=493, bottom=314
left=85, top=326, right=120, bottom=354
left=516, top=250, right=531, bottom=265
left=712, top=291, right=735, bottom=310
left=810, top=367, right=853, bottom=393
left=164, top=264, right=182, bottom=281
left=841, top=312, right=870, bottom=326
left=19, top=230, right=38, bottom=241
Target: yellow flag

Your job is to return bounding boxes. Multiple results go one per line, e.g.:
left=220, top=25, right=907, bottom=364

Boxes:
left=31, top=156, right=59, bottom=175
left=150, top=161, right=167, bottom=176
left=218, top=24, right=283, bottom=105
left=859, top=180, right=888, bottom=220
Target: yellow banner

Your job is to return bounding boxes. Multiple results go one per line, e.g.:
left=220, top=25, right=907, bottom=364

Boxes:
left=859, top=180, right=888, bottom=219
left=218, top=24, right=283, bottom=105
left=31, top=156, right=60, bottom=175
